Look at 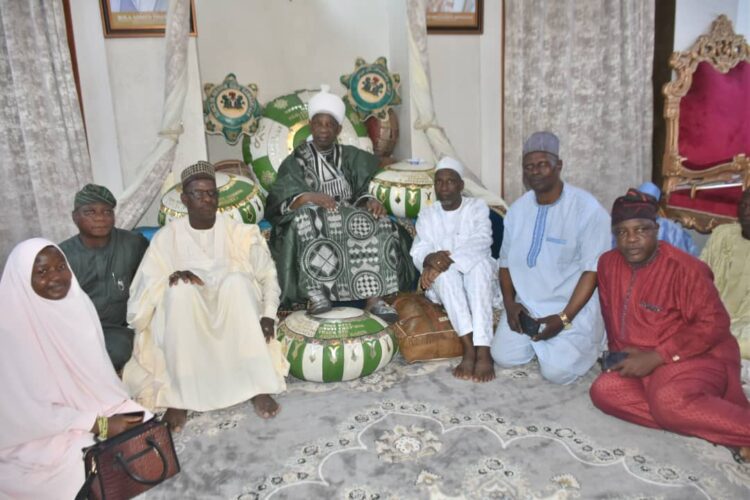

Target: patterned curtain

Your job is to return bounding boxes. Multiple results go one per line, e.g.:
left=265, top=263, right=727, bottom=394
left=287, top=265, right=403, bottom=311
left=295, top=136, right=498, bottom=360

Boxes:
left=0, top=0, right=92, bottom=264
left=503, top=0, right=655, bottom=209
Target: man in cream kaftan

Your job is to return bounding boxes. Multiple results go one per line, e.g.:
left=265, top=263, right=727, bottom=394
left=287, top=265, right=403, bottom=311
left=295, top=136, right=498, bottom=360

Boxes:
left=700, top=188, right=750, bottom=362
left=124, top=162, right=288, bottom=430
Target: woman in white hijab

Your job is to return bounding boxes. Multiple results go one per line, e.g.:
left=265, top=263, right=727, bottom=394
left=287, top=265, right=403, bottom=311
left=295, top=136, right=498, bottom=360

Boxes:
left=0, top=238, right=148, bottom=499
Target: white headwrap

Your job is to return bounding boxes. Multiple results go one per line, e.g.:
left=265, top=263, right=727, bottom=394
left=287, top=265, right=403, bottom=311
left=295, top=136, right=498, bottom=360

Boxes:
left=435, top=156, right=465, bottom=178
left=308, top=84, right=345, bottom=125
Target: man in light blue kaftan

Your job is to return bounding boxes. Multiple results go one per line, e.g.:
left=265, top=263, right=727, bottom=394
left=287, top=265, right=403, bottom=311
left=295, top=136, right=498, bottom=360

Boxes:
left=636, top=182, right=698, bottom=256
left=490, top=132, right=611, bottom=384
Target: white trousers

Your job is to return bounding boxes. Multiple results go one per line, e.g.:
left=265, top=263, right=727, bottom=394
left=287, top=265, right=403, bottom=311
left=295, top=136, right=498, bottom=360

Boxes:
left=425, top=258, right=497, bottom=347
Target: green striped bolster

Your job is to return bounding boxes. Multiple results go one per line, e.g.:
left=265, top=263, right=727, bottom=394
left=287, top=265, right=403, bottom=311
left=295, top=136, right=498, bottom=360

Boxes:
left=242, top=135, right=253, bottom=165
left=360, top=338, right=383, bottom=377
left=251, top=156, right=276, bottom=191
left=322, top=343, right=345, bottom=382
left=263, top=94, right=306, bottom=128
left=346, top=107, right=368, bottom=137
left=287, top=338, right=306, bottom=380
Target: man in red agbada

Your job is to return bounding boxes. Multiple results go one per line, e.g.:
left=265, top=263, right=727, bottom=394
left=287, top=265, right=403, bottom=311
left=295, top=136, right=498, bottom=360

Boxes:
left=591, top=188, right=750, bottom=461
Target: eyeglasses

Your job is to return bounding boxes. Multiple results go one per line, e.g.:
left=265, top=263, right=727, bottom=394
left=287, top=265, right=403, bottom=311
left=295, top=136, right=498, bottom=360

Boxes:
left=185, top=189, right=219, bottom=200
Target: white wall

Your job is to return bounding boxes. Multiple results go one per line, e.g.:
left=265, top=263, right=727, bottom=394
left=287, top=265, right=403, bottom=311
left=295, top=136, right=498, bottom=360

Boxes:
left=69, top=0, right=207, bottom=226
left=674, top=0, right=749, bottom=51
left=426, top=0, right=502, bottom=195
left=195, top=0, right=392, bottom=162
left=193, top=0, right=503, bottom=196
left=403, top=2, right=503, bottom=195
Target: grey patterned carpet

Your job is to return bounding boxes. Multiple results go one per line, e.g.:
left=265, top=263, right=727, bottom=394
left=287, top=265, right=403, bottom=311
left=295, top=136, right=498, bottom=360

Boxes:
left=143, top=357, right=750, bottom=499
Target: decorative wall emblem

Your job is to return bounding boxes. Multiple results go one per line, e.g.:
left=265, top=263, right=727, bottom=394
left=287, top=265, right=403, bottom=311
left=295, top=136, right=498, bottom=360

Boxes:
left=203, top=73, right=261, bottom=145
left=341, top=57, right=401, bottom=120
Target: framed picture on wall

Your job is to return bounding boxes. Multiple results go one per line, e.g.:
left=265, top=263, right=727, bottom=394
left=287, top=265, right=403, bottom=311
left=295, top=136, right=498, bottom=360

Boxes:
left=427, top=0, right=483, bottom=34
left=100, top=0, right=197, bottom=38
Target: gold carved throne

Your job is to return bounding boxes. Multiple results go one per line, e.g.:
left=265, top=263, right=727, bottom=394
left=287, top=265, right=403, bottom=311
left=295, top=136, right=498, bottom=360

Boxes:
left=661, top=15, right=750, bottom=233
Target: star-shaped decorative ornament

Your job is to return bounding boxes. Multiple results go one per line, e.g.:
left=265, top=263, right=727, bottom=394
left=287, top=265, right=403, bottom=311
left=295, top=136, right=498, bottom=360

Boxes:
left=340, top=57, right=401, bottom=120
left=203, top=73, right=261, bottom=145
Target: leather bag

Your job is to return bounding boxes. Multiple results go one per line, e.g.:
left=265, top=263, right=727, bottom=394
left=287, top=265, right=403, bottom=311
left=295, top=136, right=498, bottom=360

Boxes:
left=391, top=293, right=464, bottom=363
left=76, top=418, right=180, bottom=500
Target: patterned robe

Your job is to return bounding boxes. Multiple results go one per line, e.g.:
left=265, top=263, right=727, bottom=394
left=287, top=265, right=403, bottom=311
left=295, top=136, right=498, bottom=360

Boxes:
left=266, top=143, right=415, bottom=306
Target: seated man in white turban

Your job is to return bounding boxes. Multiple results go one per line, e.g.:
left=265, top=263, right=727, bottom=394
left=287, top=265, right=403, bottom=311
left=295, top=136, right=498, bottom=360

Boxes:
left=411, top=157, right=498, bottom=382
left=266, top=86, right=415, bottom=320
left=124, top=162, right=289, bottom=432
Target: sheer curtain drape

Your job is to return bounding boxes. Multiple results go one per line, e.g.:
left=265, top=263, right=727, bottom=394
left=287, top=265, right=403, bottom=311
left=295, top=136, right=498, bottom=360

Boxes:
left=503, top=0, right=654, bottom=208
left=115, top=0, right=190, bottom=228
left=0, top=0, right=92, bottom=263
left=406, top=0, right=507, bottom=209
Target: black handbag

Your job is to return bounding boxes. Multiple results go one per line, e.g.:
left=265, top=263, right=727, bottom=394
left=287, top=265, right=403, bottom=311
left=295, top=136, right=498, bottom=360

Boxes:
left=76, top=417, right=180, bottom=500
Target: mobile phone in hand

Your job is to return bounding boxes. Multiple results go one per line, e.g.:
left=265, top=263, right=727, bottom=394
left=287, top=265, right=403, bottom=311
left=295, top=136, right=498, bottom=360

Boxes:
left=600, top=351, right=629, bottom=370
left=518, top=310, right=540, bottom=337
left=121, top=411, right=145, bottom=419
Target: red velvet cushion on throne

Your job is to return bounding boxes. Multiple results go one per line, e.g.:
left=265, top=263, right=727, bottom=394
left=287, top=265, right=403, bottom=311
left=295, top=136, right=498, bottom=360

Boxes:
left=679, top=61, right=750, bottom=170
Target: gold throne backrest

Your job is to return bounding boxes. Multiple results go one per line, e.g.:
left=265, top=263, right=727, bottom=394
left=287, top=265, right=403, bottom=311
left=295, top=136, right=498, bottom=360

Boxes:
left=660, top=15, right=750, bottom=233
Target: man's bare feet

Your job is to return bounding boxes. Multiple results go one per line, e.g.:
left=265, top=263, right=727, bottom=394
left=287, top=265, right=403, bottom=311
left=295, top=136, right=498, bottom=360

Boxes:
left=740, top=446, right=750, bottom=462
left=252, top=394, right=280, bottom=419
left=473, top=346, right=496, bottom=382
left=453, top=352, right=476, bottom=380
left=163, top=408, right=187, bottom=432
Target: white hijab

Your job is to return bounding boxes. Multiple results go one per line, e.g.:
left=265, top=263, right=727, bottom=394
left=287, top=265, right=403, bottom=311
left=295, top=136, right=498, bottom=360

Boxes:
left=0, top=238, right=135, bottom=451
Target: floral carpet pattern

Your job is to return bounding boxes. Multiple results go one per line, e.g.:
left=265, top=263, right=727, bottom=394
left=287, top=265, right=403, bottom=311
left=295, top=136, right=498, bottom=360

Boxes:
left=144, top=357, right=750, bottom=499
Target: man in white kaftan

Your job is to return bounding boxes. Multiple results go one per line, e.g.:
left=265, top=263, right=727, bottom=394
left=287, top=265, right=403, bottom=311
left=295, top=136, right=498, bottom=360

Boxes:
left=411, top=157, right=498, bottom=382
left=123, top=161, right=288, bottom=430
left=491, top=132, right=610, bottom=384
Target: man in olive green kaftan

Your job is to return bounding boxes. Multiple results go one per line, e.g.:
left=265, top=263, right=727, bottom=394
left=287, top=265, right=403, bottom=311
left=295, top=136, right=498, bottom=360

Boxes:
left=266, top=87, right=414, bottom=320
left=60, top=184, right=149, bottom=371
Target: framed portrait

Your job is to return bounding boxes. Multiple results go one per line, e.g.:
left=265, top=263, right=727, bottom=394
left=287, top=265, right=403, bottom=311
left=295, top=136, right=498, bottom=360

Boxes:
left=100, top=0, right=197, bottom=38
left=427, top=0, right=483, bottom=34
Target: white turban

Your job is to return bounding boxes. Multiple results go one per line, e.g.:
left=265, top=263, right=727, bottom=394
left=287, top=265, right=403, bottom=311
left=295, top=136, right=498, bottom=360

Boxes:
left=435, top=156, right=464, bottom=177
left=308, top=85, right=345, bottom=125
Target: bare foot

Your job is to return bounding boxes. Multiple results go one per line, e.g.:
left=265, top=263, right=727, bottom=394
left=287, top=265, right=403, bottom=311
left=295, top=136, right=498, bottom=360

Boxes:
left=252, top=394, right=280, bottom=419
left=163, top=408, right=187, bottom=432
left=453, top=350, right=476, bottom=380
left=740, top=446, right=750, bottom=463
left=473, top=346, right=496, bottom=383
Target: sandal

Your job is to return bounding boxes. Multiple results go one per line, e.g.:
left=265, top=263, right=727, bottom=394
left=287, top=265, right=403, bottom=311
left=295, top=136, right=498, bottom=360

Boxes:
left=368, top=299, right=399, bottom=324
left=307, top=291, right=332, bottom=316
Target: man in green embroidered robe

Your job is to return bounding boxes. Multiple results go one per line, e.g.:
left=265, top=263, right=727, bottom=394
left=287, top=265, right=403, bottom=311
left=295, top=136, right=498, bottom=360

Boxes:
left=59, top=184, right=149, bottom=372
left=266, top=87, right=415, bottom=321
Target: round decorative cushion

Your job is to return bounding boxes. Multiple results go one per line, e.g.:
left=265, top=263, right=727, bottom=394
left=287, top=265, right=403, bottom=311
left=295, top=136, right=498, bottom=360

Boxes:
left=277, top=307, right=398, bottom=382
left=158, top=172, right=265, bottom=226
left=242, top=89, right=373, bottom=194
left=368, top=159, right=435, bottom=218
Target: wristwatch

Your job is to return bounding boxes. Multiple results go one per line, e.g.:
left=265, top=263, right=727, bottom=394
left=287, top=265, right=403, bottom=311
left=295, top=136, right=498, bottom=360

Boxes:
left=558, top=312, right=572, bottom=329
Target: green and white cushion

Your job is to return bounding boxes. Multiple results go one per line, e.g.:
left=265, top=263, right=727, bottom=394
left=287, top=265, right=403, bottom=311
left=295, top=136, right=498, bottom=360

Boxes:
left=158, top=172, right=265, bottom=225
left=278, top=307, right=398, bottom=382
left=369, top=159, right=436, bottom=218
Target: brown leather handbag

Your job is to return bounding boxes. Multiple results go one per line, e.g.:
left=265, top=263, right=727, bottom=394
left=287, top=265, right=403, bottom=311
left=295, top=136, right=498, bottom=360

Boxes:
left=76, top=418, right=180, bottom=500
left=391, top=293, right=464, bottom=362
